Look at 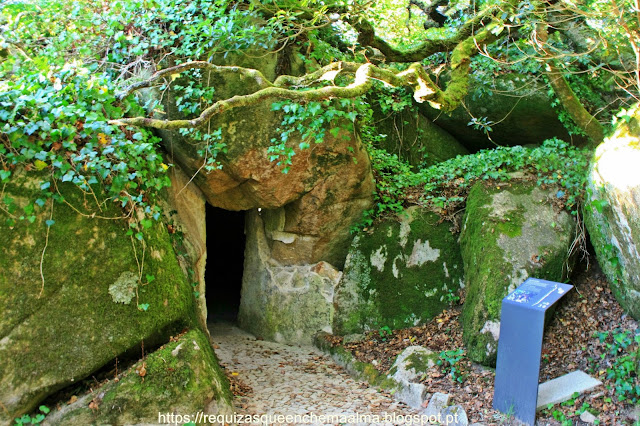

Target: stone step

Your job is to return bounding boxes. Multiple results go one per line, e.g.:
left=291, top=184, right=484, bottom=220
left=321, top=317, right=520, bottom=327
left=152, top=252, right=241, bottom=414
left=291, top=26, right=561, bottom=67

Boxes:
left=537, top=370, right=602, bottom=409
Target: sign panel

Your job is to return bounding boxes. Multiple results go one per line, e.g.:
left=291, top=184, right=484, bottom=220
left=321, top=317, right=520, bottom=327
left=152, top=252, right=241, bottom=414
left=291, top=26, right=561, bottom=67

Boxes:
left=493, top=278, right=573, bottom=425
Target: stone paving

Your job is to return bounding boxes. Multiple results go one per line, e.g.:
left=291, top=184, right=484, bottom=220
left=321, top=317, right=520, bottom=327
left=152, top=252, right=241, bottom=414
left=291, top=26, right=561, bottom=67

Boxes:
left=208, top=322, right=423, bottom=426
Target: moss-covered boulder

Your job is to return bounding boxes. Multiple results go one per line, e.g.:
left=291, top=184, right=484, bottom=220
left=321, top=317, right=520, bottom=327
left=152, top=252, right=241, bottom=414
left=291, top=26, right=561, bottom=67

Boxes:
left=584, top=105, right=640, bottom=319
left=43, top=328, right=233, bottom=425
left=373, top=108, right=469, bottom=168
left=0, top=173, right=196, bottom=423
left=460, top=182, right=576, bottom=366
left=333, top=207, right=464, bottom=334
left=420, top=73, right=586, bottom=151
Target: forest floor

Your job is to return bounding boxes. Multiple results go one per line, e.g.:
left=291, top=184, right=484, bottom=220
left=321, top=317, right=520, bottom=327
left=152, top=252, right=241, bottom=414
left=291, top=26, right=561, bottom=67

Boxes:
left=323, top=261, right=639, bottom=425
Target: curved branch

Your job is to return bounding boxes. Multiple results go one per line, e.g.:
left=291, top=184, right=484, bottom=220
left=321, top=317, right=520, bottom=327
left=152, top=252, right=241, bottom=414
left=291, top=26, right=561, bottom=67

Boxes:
left=116, top=61, right=273, bottom=100
left=109, top=62, right=452, bottom=130
left=536, top=23, right=604, bottom=147
left=352, top=7, right=497, bottom=63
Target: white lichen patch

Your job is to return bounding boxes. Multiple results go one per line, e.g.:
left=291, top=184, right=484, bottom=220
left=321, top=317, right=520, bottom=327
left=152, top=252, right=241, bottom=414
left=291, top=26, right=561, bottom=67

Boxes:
left=406, top=239, right=440, bottom=267
left=392, top=255, right=403, bottom=279
left=398, top=209, right=416, bottom=248
left=171, top=342, right=183, bottom=357
left=488, top=191, right=519, bottom=218
left=443, top=262, right=450, bottom=278
left=424, top=288, right=437, bottom=298
left=108, top=271, right=139, bottom=304
left=370, top=245, right=388, bottom=272
left=480, top=320, right=501, bottom=341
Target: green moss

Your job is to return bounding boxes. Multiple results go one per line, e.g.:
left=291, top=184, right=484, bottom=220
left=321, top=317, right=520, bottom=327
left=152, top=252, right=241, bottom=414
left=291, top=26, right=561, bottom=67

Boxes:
left=371, top=108, right=468, bottom=168
left=48, top=329, right=233, bottom=424
left=314, top=333, right=398, bottom=391
left=334, top=207, right=464, bottom=334
left=0, top=173, right=196, bottom=420
left=460, top=181, right=576, bottom=366
left=404, top=351, right=437, bottom=372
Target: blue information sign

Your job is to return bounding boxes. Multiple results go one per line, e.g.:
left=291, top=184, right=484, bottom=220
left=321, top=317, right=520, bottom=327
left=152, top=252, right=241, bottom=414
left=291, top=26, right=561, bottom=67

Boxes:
left=493, top=278, right=573, bottom=425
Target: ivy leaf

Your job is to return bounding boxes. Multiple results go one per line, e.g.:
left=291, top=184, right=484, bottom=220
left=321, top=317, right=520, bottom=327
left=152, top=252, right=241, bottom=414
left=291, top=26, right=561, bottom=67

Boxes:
left=0, top=170, right=10, bottom=181
left=45, top=219, right=55, bottom=227
left=34, top=160, right=48, bottom=171
left=138, top=303, right=150, bottom=311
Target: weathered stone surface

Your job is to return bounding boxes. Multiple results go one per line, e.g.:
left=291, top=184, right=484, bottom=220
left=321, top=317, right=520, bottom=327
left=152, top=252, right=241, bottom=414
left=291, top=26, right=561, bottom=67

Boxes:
left=0, top=173, right=196, bottom=423
left=162, top=164, right=209, bottom=327
left=393, top=381, right=429, bottom=410
left=421, top=73, right=586, bottom=151
left=388, top=346, right=437, bottom=384
left=238, top=210, right=342, bottom=345
left=333, top=207, right=464, bottom=334
left=386, top=346, right=437, bottom=409
left=43, top=329, right=233, bottom=425
left=422, top=392, right=451, bottom=418
left=584, top=105, right=640, bottom=319
left=537, top=370, right=602, bottom=409
left=442, top=405, right=469, bottom=426
left=460, top=181, right=576, bottom=366
left=373, top=108, right=469, bottom=167
left=160, top=59, right=374, bottom=268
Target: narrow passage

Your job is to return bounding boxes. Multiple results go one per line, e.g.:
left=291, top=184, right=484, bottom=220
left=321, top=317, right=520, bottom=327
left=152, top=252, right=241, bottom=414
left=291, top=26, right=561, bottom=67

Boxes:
left=209, top=323, right=420, bottom=426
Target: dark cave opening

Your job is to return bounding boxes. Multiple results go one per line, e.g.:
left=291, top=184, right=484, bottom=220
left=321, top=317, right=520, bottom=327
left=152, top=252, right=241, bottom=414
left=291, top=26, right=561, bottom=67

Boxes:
left=205, top=204, right=246, bottom=323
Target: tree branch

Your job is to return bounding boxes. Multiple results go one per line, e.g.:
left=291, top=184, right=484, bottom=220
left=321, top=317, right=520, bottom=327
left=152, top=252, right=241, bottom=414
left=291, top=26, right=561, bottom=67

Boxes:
left=536, top=23, right=604, bottom=147
left=109, top=60, right=464, bottom=130
left=352, top=7, right=497, bottom=63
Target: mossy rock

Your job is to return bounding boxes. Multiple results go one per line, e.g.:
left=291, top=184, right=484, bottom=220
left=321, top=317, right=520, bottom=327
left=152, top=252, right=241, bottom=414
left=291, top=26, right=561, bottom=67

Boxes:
left=372, top=108, right=469, bottom=168
left=584, top=104, right=640, bottom=319
left=0, top=173, right=196, bottom=422
left=43, top=328, right=233, bottom=425
left=421, top=73, right=586, bottom=151
left=333, top=207, right=464, bottom=334
left=388, top=346, right=437, bottom=384
left=459, top=181, right=576, bottom=366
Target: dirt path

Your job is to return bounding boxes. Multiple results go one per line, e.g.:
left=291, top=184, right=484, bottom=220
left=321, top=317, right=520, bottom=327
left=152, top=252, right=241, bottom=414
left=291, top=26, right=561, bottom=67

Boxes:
left=208, top=322, right=421, bottom=426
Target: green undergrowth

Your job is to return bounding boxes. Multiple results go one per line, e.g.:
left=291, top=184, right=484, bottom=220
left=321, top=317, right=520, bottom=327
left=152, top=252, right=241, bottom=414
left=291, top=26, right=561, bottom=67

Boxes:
left=0, top=0, right=297, bottom=238
left=354, top=137, right=591, bottom=231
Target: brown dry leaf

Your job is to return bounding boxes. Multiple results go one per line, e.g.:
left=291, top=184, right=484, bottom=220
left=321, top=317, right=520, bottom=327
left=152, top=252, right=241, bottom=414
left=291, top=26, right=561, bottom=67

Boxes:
left=135, top=362, right=147, bottom=378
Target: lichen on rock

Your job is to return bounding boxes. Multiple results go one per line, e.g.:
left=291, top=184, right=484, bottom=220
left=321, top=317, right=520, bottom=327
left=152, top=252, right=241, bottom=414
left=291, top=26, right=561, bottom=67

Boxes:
left=333, top=206, right=464, bottom=334
left=459, top=181, right=576, bottom=366
left=108, top=271, right=139, bottom=304
left=42, top=328, right=233, bottom=425
left=0, top=173, right=197, bottom=423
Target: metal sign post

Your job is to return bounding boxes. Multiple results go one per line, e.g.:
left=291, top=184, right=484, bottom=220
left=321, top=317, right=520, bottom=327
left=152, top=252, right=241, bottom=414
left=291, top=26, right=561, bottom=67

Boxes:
left=493, top=278, right=573, bottom=425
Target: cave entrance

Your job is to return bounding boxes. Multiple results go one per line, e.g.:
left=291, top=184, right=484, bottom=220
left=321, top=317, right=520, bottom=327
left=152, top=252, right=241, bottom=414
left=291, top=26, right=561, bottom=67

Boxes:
left=205, top=204, right=246, bottom=323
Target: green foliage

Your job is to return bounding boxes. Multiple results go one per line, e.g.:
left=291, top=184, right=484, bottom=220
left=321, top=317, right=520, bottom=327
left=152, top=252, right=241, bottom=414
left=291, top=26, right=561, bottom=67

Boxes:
left=595, top=328, right=640, bottom=403
left=0, top=0, right=301, bottom=235
left=436, top=348, right=467, bottom=383
left=0, top=62, right=169, bottom=233
left=378, top=325, right=393, bottom=341
left=354, top=137, right=591, bottom=231
left=1, top=0, right=281, bottom=70
left=14, top=406, right=49, bottom=425
left=268, top=98, right=361, bottom=173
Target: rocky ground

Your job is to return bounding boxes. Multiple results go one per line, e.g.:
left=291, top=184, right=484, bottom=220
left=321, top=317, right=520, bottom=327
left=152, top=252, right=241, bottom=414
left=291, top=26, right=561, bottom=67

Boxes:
left=325, top=261, right=639, bottom=425
left=209, top=323, right=421, bottom=426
